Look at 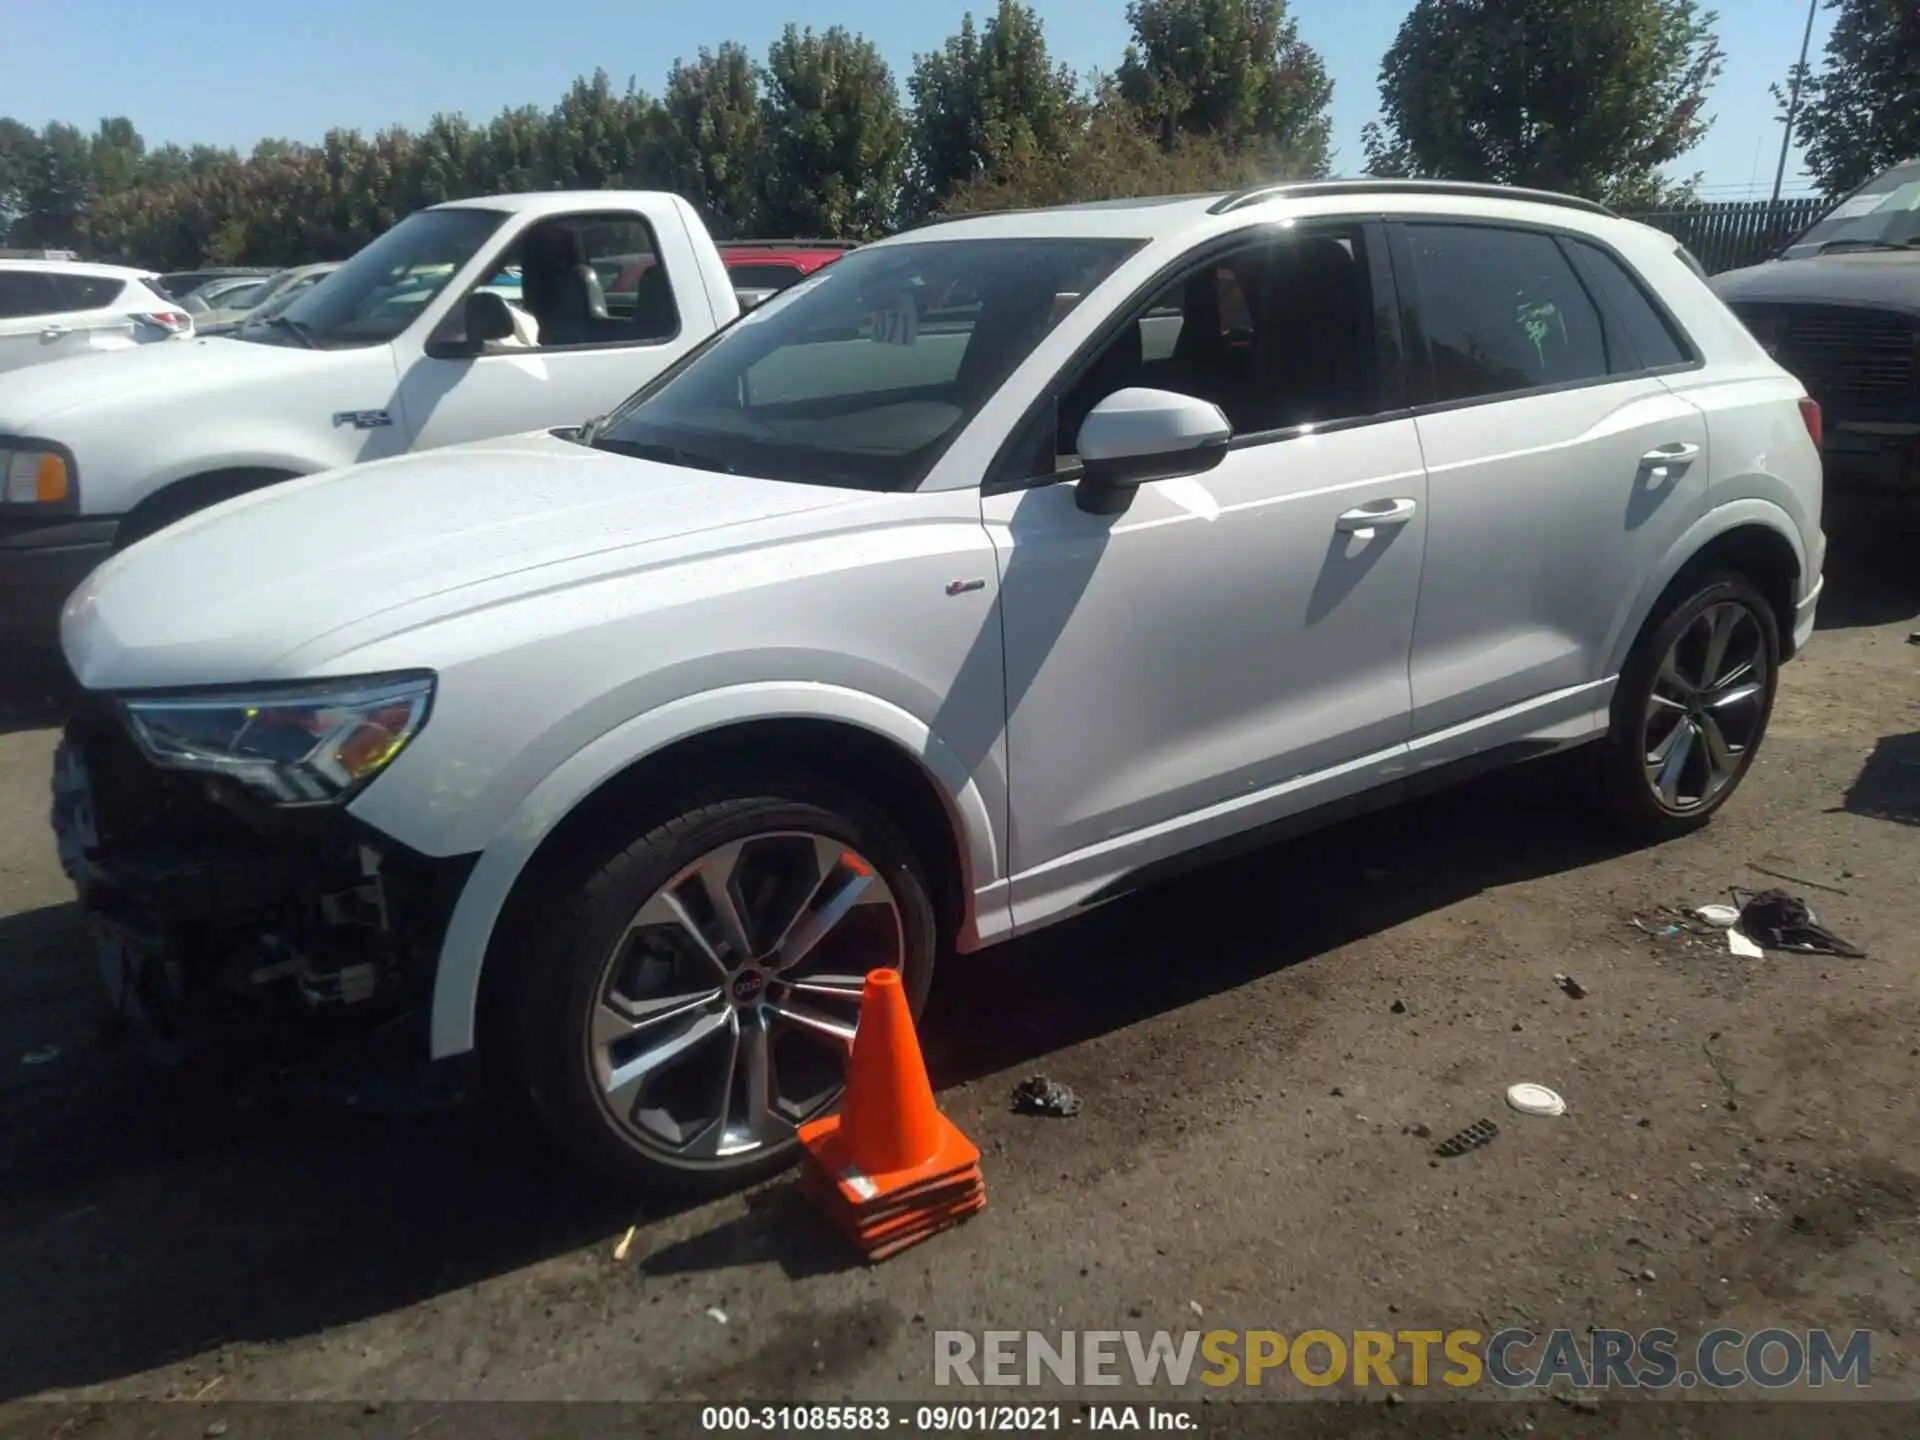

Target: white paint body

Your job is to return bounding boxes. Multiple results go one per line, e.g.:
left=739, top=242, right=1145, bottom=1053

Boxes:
left=59, top=187, right=1827, bottom=1062
left=0, top=193, right=739, bottom=518
left=0, top=261, right=188, bottom=374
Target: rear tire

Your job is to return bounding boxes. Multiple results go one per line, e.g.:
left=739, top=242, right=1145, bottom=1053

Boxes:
left=499, top=765, right=938, bottom=1196
left=1595, top=571, right=1780, bottom=841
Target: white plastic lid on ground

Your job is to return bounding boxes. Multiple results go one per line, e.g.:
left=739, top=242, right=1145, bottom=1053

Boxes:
left=1505, top=1083, right=1568, bottom=1117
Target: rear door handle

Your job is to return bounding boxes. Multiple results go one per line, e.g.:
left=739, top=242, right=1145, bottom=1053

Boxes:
left=1335, top=498, right=1419, bottom=536
left=1641, top=442, right=1700, bottom=469
left=40, top=326, right=71, bottom=340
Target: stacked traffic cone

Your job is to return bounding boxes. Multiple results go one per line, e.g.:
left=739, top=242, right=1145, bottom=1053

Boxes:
left=796, top=968, right=985, bottom=1261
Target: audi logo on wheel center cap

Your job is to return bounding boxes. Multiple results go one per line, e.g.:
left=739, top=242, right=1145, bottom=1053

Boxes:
left=731, top=970, right=767, bottom=1005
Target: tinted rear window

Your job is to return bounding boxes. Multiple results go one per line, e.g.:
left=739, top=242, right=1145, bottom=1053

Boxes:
left=54, top=274, right=128, bottom=310
left=1404, top=224, right=1609, bottom=401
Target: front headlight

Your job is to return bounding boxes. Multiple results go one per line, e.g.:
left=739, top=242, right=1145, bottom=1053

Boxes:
left=0, top=440, right=74, bottom=505
left=122, top=672, right=434, bottom=806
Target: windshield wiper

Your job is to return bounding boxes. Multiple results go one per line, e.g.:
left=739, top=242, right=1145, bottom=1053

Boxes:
left=589, top=436, right=736, bottom=474
left=253, top=313, right=321, bottom=349
left=1815, top=237, right=1917, bottom=255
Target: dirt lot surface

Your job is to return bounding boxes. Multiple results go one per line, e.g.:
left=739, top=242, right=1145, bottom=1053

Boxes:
left=1, top=498, right=1915, bottom=1435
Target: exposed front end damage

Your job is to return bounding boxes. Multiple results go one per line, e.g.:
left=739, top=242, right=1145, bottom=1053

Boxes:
left=51, top=696, right=472, bottom=1061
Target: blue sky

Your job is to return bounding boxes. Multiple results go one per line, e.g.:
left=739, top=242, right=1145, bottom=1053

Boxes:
left=11, top=0, right=1833, bottom=197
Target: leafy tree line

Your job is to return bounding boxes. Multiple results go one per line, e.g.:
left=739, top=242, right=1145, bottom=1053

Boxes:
left=14, top=0, right=1897, bottom=270
left=0, top=1, right=1333, bottom=268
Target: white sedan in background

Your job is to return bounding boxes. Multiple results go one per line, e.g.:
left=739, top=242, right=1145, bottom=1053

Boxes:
left=0, top=260, right=193, bottom=374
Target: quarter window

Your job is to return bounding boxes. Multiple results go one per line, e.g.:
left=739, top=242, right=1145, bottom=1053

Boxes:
left=53, top=274, right=128, bottom=310
left=1404, top=224, right=1608, bottom=402
left=1568, top=239, right=1692, bottom=370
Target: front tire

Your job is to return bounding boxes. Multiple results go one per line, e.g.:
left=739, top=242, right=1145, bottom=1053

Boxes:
left=501, top=767, right=938, bottom=1195
left=1596, top=571, right=1780, bottom=840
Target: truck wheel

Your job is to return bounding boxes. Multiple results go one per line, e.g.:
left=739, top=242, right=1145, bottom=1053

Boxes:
left=503, top=767, right=938, bottom=1195
left=1595, top=571, right=1780, bottom=840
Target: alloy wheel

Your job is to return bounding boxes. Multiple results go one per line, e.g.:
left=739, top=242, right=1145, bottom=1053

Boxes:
left=1641, top=599, right=1770, bottom=812
left=585, top=831, right=904, bottom=1169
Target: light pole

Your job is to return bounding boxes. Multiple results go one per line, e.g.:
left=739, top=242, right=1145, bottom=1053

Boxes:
left=1771, top=0, right=1821, bottom=203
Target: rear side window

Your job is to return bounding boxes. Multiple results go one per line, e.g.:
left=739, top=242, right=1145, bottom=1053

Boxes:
left=0, top=270, right=64, bottom=318
left=54, top=274, right=128, bottom=310
left=1404, top=224, right=1608, bottom=402
left=1567, top=240, right=1692, bottom=370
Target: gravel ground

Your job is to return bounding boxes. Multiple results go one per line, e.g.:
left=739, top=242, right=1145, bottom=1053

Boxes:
left=0, top=496, right=1914, bottom=1434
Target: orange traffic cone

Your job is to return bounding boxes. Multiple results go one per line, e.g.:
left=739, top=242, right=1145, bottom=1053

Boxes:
left=796, top=968, right=985, bottom=1261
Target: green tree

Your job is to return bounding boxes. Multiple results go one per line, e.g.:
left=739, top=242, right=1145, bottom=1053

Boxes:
left=17, top=121, right=94, bottom=249
left=907, top=2, right=1083, bottom=215
left=655, top=43, right=765, bottom=236
left=89, top=116, right=145, bottom=198
left=0, top=119, right=44, bottom=242
left=546, top=70, right=658, bottom=189
left=1115, top=0, right=1333, bottom=172
left=1362, top=0, right=1723, bottom=206
left=1787, top=0, right=1920, bottom=196
left=759, top=25, right=909, bottom=237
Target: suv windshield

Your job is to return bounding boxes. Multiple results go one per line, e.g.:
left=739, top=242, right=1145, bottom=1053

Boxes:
left=590, top=236, right=1140, bottom=491
left=1782, top=160, right=1920, bottom=257
left=235, top=208, right=507, bottom=349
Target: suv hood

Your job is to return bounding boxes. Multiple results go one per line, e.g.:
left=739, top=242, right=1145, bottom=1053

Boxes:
left=0, top=334, right=326, bottom=431
left=1710, top=252, right=1920, bottom=317
left=62, top=430, right=861, bottom=690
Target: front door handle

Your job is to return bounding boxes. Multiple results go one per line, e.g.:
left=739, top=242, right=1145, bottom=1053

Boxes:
left=40, top=325, right=71, bottom=341
left=1335, top=498, right=1419, bottom=537
left=1641, top=441, right=1701, bottom=470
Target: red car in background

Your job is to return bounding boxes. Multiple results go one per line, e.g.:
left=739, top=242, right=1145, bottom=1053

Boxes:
left=603, top=239, right=856, bottom=312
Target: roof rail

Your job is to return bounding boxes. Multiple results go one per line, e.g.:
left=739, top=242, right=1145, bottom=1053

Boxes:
left=1208, top=179, right=1618, bottom=219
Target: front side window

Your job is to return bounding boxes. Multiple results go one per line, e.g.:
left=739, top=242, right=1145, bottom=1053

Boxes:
left=237, top=207, right=507, bottom=350
left=454, top=214, right=678, bottom=352
left=1405, top=224, right=1608, bottom=402
left=591, top=237, right=1139, bottom=491
left=0, top=270, right=63, bottom=318
left=1048, top=226, right=1383, bottom=459
left=1783, top=160, right=1920, bottom=257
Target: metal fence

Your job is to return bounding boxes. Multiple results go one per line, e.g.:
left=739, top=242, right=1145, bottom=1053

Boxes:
left=1623, top=197, right=1833, bottom=274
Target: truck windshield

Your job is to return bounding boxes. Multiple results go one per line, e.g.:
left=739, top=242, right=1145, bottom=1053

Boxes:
left=589, top=236, right=1140, bottom=491
left=236, top=208, right=507, bottom=349
left=1782, top=161, right=1920, bottom=257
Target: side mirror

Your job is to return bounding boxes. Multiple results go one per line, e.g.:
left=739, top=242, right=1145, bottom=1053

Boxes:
left=466, top=290, right=515, bottom=343
left=1073, top=387, right=1232, bottom=515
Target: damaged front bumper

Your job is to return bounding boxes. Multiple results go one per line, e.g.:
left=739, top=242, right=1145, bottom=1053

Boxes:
left=52, top=698, right=475, bottom=1061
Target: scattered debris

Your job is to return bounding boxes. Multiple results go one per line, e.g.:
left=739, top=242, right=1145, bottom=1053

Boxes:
left=1552, top=1392, right=1601, bottom=1415
left=19, top=1044, right=61, bottom=1066
left=1693, top=904, right=1741, bottom=928
left=613, top=1225, right=636, bottom=1262
left=1189, top=1300, right=1204, bottom=1317
left=1390, top=998, right=1408, bottom=1014
left=1746, top=863, right=1849, bottom=897
left=1553, top=973, right=1588, bottom=999
left=1434, top=1119, right=1500, bottom=1157
left=1330, top=1086, right=1345, bottom=1097
left=1907, top=631, right=1919, bottom=646
left=1506, top=1083, right=1568, bottom=1118
left=1011, top=1075, right=1082, bottom=1118
left=706, top=1307, right=729, bottom=1325
left=1638, top=1267, right=1657, bottom=1282
left=1405, top=1122, right=1432, bottom=1139
left=205, top=1423, right=229, bottom=1439
left=1727, top=928, right=1764, bottom=960
left=1733, top=888, right=1867, bottom=957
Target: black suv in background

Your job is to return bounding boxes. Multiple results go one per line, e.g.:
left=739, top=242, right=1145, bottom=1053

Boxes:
left=1712, top=159, right=1920, bottom=496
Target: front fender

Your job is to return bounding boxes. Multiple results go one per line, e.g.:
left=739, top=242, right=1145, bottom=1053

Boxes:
left=424, top=681, right=1003, bottom=1059
left=1603, top=497, right=1810, bottom=676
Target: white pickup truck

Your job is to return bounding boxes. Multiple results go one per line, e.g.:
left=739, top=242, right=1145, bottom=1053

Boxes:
left=0, top=191, right=741, bottom=649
